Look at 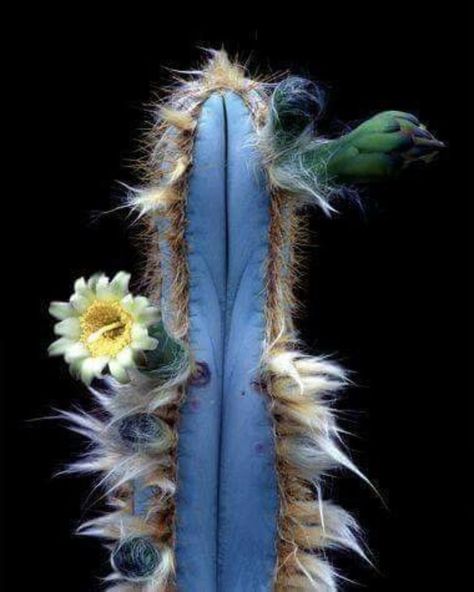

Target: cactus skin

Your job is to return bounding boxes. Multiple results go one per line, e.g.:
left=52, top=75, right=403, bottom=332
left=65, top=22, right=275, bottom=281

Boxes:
left=166, top=93, right=278, bottom=591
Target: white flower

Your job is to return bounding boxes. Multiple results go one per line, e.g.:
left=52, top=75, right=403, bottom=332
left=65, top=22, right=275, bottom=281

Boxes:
left=49, top=272, right=160, bottom=385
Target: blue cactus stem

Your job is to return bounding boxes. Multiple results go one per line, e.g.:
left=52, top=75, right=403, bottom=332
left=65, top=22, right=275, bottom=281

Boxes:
left=156, top=93, right=279, bottom=591
left=218, top=93, right=278, bottom=591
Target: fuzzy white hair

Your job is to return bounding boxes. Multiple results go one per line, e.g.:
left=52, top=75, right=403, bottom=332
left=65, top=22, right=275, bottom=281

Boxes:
left=61, top=363, right=190, bottom=591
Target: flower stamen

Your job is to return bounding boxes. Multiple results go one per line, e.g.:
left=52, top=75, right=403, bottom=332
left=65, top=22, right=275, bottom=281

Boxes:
left=87, top=321, right=125, bottom=344
left=80, top=300, right=133, bottom=358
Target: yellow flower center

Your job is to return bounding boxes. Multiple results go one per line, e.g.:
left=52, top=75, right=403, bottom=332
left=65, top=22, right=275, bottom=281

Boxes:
left=80, top=300, right=133, bottom=357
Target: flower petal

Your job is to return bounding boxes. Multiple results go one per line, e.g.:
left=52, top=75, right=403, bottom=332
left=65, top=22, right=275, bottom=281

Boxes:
left=49, top=301, right=78, bottom=320
left=109, top=360, right=130, bottom=383
left=116, top=346, right=136, bottom=368
left=110, top=272, right=131, bottom=297
left=70, top=292, right=93, bottom=313
left=69, top=358, right=84, bottom=379
left=64, top=342, right=89, bottom=363
left=120, top=293, right=134, bottom=312
left=134, top=296, right=150, bottom=308
left=54, top=317, right=81, bottom=339
left=131, top=324, right=148, bottom=341
left=132, top=335, right=158, bottom=352
left=87, top=273, right=103, bottom=291
left=80, top=357, right=109, bottom=385
left=74, top=277, right=89, bottom=294
left=131, top=323, right=158, bottom=351
left=96, top=275, right=112, bottom=299
left=121, top=294, right=149, bottom=317
left=48, top=337, right=75, bottom=356
left=144, top=336, right=159, bottom=350
left=138, top=307, right=160, bottom=326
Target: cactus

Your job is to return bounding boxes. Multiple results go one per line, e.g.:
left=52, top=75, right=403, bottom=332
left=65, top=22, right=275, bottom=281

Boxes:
left=49, top=51, right=443, bottom=591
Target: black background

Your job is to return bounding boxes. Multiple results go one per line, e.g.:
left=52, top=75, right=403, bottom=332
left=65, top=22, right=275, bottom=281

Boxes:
left=2, top=9, right=470, bottom=591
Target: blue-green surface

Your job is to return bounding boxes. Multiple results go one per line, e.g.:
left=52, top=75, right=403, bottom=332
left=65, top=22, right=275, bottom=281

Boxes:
left=161, top=93, right=278, bottom=591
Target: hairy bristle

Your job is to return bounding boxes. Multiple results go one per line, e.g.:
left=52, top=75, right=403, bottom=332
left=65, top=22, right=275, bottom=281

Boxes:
left=159, top=107, right=196, bottom=132
left=62, top=362, right=190, bottom=591
left=264, top=331, right=367, bottom=588
left=199, top=49, right=248, bottom=92
left=262, top=93, right=368, bottom=587
left=127, top=187, right=180, bottom=219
